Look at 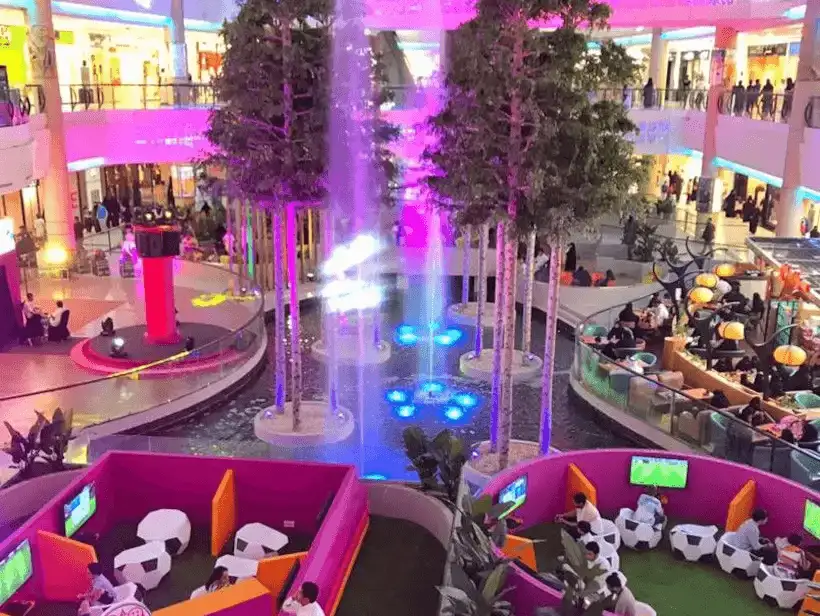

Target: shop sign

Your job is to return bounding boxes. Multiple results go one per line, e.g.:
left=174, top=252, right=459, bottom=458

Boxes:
left=748, top=44, right=787, bottom=57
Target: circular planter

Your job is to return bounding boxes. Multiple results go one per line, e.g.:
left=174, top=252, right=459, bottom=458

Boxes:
left=460, top=349, right=542, bottom=384
left=310, top=338, right=392, bottom=365
left=254, top=401, right=355, bottom=447
left=446, top=302, right=497, bottom=327
left=464, top=440, right=548, bottom=488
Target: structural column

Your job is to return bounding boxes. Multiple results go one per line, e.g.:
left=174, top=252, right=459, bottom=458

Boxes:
left=648, top=29, right=668, bottom=92
left=168, top=0, right=189, bottom=104
left=29, top=0, right=74, bottom=251
left=777, top=0, right=820, bottom=237
left=699, top=27, right=738, bottom=212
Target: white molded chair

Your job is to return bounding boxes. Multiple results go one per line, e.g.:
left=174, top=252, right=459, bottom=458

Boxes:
left=89, top=583, right=138, bottom=616
left=716, top=532, right=761, bottom=578
left=615, top=508, right=663, bottom=550
left=635, top=601, right=656, bottom=616
left=753, top=564, right=810, bottom=609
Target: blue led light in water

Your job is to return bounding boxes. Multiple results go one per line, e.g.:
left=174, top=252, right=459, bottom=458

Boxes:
left=452, top=393, right=478, bottom=408
left=396, top=405, right=416, bottom=418
left=397, top=324, right=415, bottom=334
left=364, top=473, right=388, bottom=480
left=434, top=328, right=463, bottom=347
left=420, top=381, right=444, bottom=394
left=386, top=390, right=407, bottom=403
left=397, top=332, right=419, bottom=345
left=444, top=406, right=464, bottom=421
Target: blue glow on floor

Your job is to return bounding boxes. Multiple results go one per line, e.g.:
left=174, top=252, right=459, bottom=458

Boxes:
left=396, top=405, right=416, bottom=418
left=452, top=393, right=478, bottom=408
left=393, top=324, right=465, bottom=348
left=420, top=381, right=445, bottom=394
left=444, top=406, right=464, bottom=421
left=386, top=390, right=408, bottom=403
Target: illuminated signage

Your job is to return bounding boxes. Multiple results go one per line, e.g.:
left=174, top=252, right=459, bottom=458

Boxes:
left=0, top=218, right=14, bottom=255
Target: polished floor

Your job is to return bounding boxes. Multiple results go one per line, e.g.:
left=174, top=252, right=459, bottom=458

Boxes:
left=0, top=258, right=260, bottom=445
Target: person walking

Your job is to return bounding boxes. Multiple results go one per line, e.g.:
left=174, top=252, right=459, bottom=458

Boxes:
left=702, top=218, right=715, bottom=252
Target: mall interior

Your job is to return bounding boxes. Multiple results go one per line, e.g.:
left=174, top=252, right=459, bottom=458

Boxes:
left=1, top=0, right=820, bottom=615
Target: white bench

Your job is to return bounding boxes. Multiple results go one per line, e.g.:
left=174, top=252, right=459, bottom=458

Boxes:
left=234, top=523, right=289, bottom=560
left=137, top=509, right=191, bottom=556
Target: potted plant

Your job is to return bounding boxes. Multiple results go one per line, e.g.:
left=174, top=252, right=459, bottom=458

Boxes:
left=2, top=408, right=74, bottom=479
left=403, top=426, right=467, bottom=502
left=438, top=561, right=515, bottom=616
left=536, top=531, right=611, bottom=616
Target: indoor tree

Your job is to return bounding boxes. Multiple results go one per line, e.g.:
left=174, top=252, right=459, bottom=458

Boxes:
left=205, top=0, right=331, bottom=431
left=426, top=0, right=644, bottom=467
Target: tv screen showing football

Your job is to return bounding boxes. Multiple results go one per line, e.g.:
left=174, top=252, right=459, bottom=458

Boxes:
left=804, top=500, right=820, bottom=540
left=0, top=540, right=33, bottom=607
left=64, top=483, right=97, bottom=538
left=629, top=455, right=689, bottom=489
left=498, top=475, right=528, bottom=518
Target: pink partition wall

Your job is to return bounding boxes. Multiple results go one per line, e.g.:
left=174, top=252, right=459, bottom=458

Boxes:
left=282, top=469, right=368, bottom=615
left=108, top=453, right=350, bottom=534
left=483, top=450, right=816, bottom=538
left=0, top=455, right=117, bottom=601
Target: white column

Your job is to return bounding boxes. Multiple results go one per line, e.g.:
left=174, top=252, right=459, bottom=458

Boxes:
left=700, top=27, right=737, bottom=189
left=735, top=32, right=748, bottom=84
left=649, top=28, right=668, bottom=89
left=777, top=0, right=820, bottom=237
left=670, top=51, right=681, bottom=90
left=169, top=0, right=187, bottom=82
left=29, top=0, right=74, bottom=251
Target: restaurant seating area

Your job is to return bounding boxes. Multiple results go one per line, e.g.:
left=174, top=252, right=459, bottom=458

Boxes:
left=574, top=247, right=820, bottom=490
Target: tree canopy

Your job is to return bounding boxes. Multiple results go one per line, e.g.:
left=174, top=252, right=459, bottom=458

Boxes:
left=424, top=0, right=646, bottom=240
left=206, top=0, right=397, bottom=209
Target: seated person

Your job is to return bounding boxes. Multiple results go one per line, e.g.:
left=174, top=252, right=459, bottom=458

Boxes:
left=650, top=300, right=670, bottom=327
left=572, top=266, right=592, bottom=287
left=583, top=541, right=611, bottom=574
left=632, top=486, right=665, bottom=527
left=735, top=355, right=757, bottom=372
left=282, top=581, right=325, bottom=616
left=711, top=389, right=732, bottom=409
left=48, top=300, right=69, bottom=340
left=647, top=293, right=660, bottom=308
left=775, top=534, right=814, bottom=579
left=77, top=563, right=116, bottom=616
left=730, top=508, right=771, bottom=557
left=713, top=357, right=734, bottom=373
left=769, top=369, right=786, bottom=398
left=596, top=269, right=616, bottom=287
left=555, top=492, right=603, bottom=538
left=788, top=364, right=812, bottom=392
left=722, top=285, right=748, bottom=310
left=605, top=573, right=638, bottom=616
left=205, top=566, right=231, bottom=593
left=618, top=302, right=639, bottom=325
left=737, top=397, right=773, bottom=427
left=602, top=322, right=635, bottom=360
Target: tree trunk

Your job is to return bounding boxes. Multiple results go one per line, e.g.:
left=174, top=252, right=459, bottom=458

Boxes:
left=539, top=242, right=563, bottom=454
left=474, top=223, right=488, bottom=357
left=461, top=225, right=471, bottom=305
left=273, top=210, right=286, bottom=414
left=498, top=21, right=525, bottom=471
left=286, top=202, right=302, bottom=431
left=322, top=208, right=339, bottom=413
left=522, top=229, right=536, bottom=361
left=490, top=222, right=505, bottom=452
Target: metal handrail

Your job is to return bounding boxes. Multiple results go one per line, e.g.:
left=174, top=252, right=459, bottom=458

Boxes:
left=575, top=287, right=820, bottom=478
left=57, top=82, right=219, bottom=112
left=718, top=90, right=795, bottom=123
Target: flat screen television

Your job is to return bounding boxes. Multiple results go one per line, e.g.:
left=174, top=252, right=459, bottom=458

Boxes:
left=629, top=455, right=689, bottom=489
left=64, top=483, right=97, bottom=538
left=498, top=475, right=528, bottom=518
left=0, top=540, right=33, bottom=607
left=804, top=501, right=820, bottom=540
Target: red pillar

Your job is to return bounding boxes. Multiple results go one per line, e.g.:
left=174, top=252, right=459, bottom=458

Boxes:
left=142, top=256, right=179, bottom=343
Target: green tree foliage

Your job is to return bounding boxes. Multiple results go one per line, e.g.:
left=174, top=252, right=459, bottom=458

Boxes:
left=205, top=0, right=397, bottom=207
left=424, top=0, right=646, bottom=241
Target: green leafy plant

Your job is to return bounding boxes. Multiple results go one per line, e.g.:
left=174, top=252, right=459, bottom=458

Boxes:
left=438, top=561, right=515, bottom=616
left=632, top=223, right=660, bottom=262
left=3, top=408, right=74, bottom=475
left=535, top=531, right=610, bottom=616
left=658, top=238, right=679, bottom=264
left=403, top=426, right=467, bottom=501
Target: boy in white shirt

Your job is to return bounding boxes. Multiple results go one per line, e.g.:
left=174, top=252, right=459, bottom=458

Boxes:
left=556, top=492, right=603, bottom=538
left=282, top=582, right=325, bottom=616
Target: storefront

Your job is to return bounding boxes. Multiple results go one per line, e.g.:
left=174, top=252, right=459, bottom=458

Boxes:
left=0, top=182, right=42, bottom=234
left=747, top=43, right=799, bottom=88
left=0, top=8, right=29, bottom=92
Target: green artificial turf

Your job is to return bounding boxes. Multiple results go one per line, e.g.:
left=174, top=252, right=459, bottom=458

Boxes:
left=517, top=522, right=781, bottom=616
left=619, top=548, right=774, bottom=616
left=335, top=515, right=446, bottom=616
